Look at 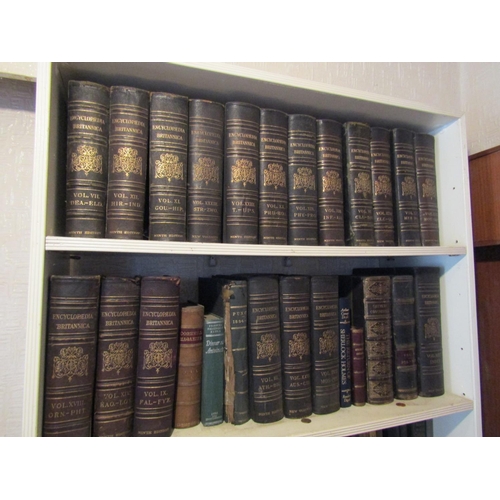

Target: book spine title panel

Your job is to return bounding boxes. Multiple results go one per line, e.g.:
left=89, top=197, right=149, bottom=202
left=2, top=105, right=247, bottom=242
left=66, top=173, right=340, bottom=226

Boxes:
left=338, top=295, right=352, bottom=408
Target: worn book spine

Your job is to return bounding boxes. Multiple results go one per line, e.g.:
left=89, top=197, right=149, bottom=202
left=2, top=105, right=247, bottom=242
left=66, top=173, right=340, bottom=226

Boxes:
left=414, top=133, right=440, bottom=246
left=288, top=114, right=318, bottom=245
left=317, top=119, right=345, bottom=245
left=174, top=303, right=204, bottom=428
left=350, top=276, right=366, bottom=406
left=43, top=275, right=101, bottom=437
left=106, top=86, right=150, bottom=239
left=223, top=102, right=260, bottom=244
left=310, top=275, right=340, bottom=414
left=247, top=276, right=284, bottom=423
left=201, top=313, right=224, bottom=426
left=149, top=92, right=189, bottom=241
left=370, top=127, right=395, bottom=245
left=362, top=275, right=394, bottom=404
left=338, top=292, right=352, bottom=408
left=343, top=122, right=375, bottom=246
left=392, top=128, right=421, bottom=246
left=413, top=267, right=444, bottom=397
left=133, top=276, right=180, bottom=437
left=259, top=108, right=288, bottom=244
left=65, top=80, right=110, bottom=238
left=187, top=99, right=225, bottom=243
left=391, top=274, right=418, bottom=400
left=93, top=276, right=141, bottom=437
left=280, top=275, right=312, bottom=418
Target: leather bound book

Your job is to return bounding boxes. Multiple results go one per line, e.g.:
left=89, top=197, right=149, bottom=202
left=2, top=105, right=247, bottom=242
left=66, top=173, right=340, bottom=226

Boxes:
left=391, top=128, right=421, bottom=246
left=370, top=127, right=395, bottom=246
left=65, top=81, right=110, bottom=238
left=133, top=276, right=180, bottom=437
left=280, top=275, right=312, bottom=419
left=149, top=92, right=189, bottom=241
left=343, top=122, right=375, bottom=246
left=201, top=313, right=224, bottom=426
left=223, top=102, right=260, bottom=244
left=259, top=108, right=288, bottom=245
left=198, top=277, right=249, bottom=425
left=174, top=303, right=204, bottom=429
left=413, top=267, right=444, bottom=397
left=310, top=275, right=340, bottom=415
left=391, top=274, right=418, bottom=400
left=288, top=114, right=318, bottom=245
left=43, top=275, right=101, bottom=437
left=414, top=133, right=440, bottom=246
left=338, top=276, right=352, bottom=408
left=187, top=99, right=225, bottom=243
left=93, top=276, right=141, bottom=437
left=247, top=275, right=284, bottom=423
left=106, top=86, right=150, bottom=239
left=317, top=119, right=345, bottom=246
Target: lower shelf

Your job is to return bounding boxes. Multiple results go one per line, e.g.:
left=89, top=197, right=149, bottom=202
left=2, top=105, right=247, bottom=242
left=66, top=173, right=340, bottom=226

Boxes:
left=172, top=393, right=473, bottom=437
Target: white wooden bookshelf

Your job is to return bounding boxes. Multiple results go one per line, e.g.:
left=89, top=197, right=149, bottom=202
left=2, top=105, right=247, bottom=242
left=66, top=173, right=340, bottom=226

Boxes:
left=23, top=62, right=482, bottom=437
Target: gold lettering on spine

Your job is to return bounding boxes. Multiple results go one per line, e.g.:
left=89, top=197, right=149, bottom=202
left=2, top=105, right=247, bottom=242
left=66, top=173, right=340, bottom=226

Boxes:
left=52, top=347, right=89, bottom=382
left=401, top=176, right=417, bottom=197
left=231, top=158, right=256, bottom=186
left=193, top=157, right=219, bottom=185
left=143, top=341, right=173, bottom=373
left=374, top=175, right=392, bottom=197
left=102, top=342, right=134, bottom=374
left=354, top=172, right=372, bottom=198
left=293, top=167, right=315, bottom=192
left=112, top=147, right=142, bottom=177
left=322, top=170, right=342, bottom=194
left=155, top=153, right=184, bottom=181
left=288, top=332, right=309, bottom=360
left=256, top=333, right=280, bottom=361
left=263, top=163, right=286, bottom=190
left=71, top=145, right=103, bottom=176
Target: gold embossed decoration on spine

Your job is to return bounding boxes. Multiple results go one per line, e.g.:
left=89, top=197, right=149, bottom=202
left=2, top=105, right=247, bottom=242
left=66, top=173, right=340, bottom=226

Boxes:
left=223, top=102, right=260, bottom=244
left=105, top=86, right=150, bottom=239
left=65, top=81, right=110, bottom=238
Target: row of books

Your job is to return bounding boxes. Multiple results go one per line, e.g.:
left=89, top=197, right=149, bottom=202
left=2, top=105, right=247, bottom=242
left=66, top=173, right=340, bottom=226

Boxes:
left=42, top=266, right=443, bottom=437
left=65, top=80, right=439, bottom=246
left=352, top=420, right=434, bottom=437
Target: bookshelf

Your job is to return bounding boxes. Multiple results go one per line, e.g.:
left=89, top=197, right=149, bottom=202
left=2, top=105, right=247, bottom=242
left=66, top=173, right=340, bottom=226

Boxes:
left=23, top=62, right=481, bottom=437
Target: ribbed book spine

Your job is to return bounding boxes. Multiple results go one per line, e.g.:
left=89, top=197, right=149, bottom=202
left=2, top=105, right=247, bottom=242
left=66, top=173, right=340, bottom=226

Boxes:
left=259, top=108, right=288, bottom=244
left=201, top=313, right=224, bottom=426
left=343, top=122, right=375, bottom=246
left=43, top=275, right=101, bottom=437
left=148, top=92, right=189, bottom=241
left=317, top=119, right=345, bottom=245
left=247, top=276, right=284, bottom=423
left=350, top=276, right=367, bottom=406
left=370, top=127, right=395, bottom=245
left=288, top=114, right=318, bottom=245
left=414, top=133, right=440, bottom=246
left=133, top=276, right=180, bottom=437
left=224, top=102, right=260, bottom=244
left=106, top=86, right=149, bottom=239
left=93, top=276, right=140, bottom=437
left=187, top=99, right=225, bottom=243
left=310, top=275, right=340, bottom=415
left=392, top=128, right=421, bottom=246
left=338, top=284, right=352, bottom=408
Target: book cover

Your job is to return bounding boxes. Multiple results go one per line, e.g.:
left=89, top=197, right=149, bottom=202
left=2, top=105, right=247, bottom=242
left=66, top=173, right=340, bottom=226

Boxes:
left=93, top=276, right=141, bottom=437
left=148, top=92, right=189, bottom=241
left=338, top=276, right=352, bottom=408
left=65, top=80, right=110, bottom=238
left=42, top=275, right=101, bottom=437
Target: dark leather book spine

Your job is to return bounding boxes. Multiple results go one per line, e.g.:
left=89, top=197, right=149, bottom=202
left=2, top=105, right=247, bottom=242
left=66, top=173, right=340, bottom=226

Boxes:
left=65, top=81, right=109, bottom=238
left=201, top=313, right=224, bottom=426
left=187, top=99, right=225, bottom=243
left=223, top=102, right=260, bottom=244
left=338, top=291, right=352, bottom=408
left=174, top=303, right=204, bottom=429
left=408, top=420, right=428, bottom=437
left=370, top=127, right=395, bottom=245
left=148, top=92, right=189, bottom=241
left=280, top=275, right=312, bottom=418
left=343, top=122, right=375, bottom=246
left=42, top=275, right=101, bottom=437
left=247, top=276, right=284, bottom=423
left=93, top=276, right=140, bottom=437
left=133, top=276, right=180, bottom=437
left=310, top=275, right=340, bottom=414
left=391, top=275, right=418, bottom=400
left=288, top=114, right=318, bottom=245
left=350, top=276, right=366, bottom=406
left=414, top=133, right=440, bottom=246
left=391, top=128, right=421, bottom=246
left=259, top=108, right=288, bottom=244
left=106, top=86, right=149, bottom=239
left=362, top=275, right=394, bottom=404
left=317, top=119, right=345, bottom=245
left=413, top=267, right=444, bottom=397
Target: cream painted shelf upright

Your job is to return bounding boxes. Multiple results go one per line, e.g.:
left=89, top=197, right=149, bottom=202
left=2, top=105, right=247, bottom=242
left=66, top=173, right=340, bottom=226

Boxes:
left=24, top=62, right=481, bottom=437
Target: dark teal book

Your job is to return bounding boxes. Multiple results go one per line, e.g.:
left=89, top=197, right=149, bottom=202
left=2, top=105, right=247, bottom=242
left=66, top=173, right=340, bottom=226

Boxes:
left=201, top=313, right=224, bottom=426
